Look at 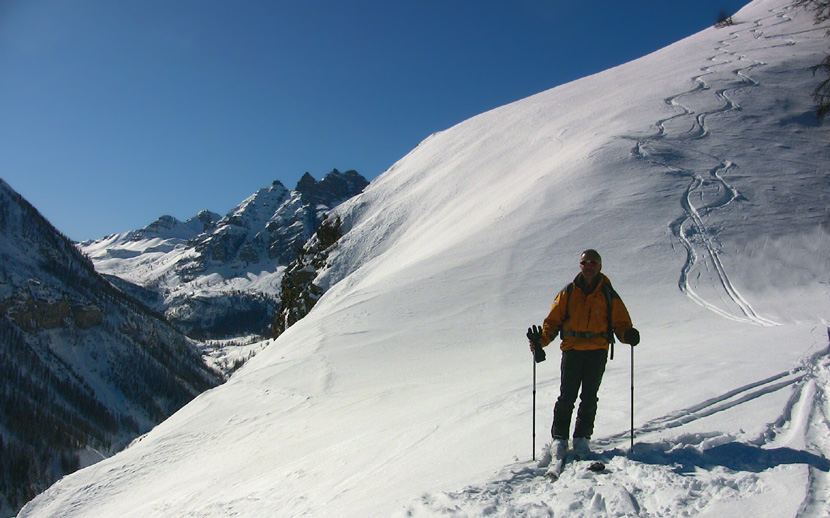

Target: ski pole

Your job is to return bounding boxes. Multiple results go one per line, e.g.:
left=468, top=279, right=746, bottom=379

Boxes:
left=630, top=344, right=635, bottom=453
left=532, top=354, right=537, bottom=461
left=526, top=325, right=545, bottom=460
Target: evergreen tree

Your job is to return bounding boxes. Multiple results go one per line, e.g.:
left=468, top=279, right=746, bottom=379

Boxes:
left=794, top=0, right=830, bottom=120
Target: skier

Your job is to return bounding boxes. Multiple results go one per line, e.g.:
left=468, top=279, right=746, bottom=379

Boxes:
left=527, top=249, right=640, bottom=470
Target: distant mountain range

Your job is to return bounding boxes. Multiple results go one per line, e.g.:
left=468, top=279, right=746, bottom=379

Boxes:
left=0, top=179, right=223, bottom=515
left=79, top=169, right=368, bottom=339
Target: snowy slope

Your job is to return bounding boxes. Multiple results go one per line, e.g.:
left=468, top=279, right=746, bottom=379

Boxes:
left=20, top=0, right=830, bottom=516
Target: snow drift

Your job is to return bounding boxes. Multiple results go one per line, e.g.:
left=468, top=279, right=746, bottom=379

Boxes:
left=20, top=0, right=830, bottom=516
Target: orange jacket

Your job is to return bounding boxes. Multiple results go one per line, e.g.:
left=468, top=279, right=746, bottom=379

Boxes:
left=540, top=273, right=634, bottom=351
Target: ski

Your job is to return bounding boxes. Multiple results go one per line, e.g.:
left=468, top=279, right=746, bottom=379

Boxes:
left=545, top=455, right=568, bottom=480
left=544, top=457, right=606, bottom=482
left=539, top=441, right=608, bottom=481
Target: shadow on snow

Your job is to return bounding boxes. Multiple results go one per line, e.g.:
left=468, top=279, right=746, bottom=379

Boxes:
left=613, top=441, right=830, bottom=474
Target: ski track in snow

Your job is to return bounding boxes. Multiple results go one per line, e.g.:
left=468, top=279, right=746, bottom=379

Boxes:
left=402, top=333, right=830, bottom=517
left=401, top=7, right=830, bottom=516
left=626, top=7, right=799, bottom=327
left=795, top=330, right=830, bottom=517
left=598, top=369, right=805, bottom=445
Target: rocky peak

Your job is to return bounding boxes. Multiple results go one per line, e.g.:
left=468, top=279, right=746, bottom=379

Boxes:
left=185, top=210, right=221, bottom=234
left=295, top=173, right=318, bottom=194
left=295, top=169, right=369, bottom=207
left=134, top=215, right=183, bottom=239
left=224, top=181, right=290, bottom=228
left=127, top=213, right=218, bottom=242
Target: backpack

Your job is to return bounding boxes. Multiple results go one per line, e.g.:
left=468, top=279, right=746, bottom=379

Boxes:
left=560, top=280, right=619, bottom=359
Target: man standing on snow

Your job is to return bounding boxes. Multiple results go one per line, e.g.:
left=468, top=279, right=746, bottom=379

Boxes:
left=527, top=249, right=639, bottom=468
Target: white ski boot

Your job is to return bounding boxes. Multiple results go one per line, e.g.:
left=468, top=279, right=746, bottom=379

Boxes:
left=545, top=438, right=569, bottom=480
left=573, top=437, right=591, bottom=460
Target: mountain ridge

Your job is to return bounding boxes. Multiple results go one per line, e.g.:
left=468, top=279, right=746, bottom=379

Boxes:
left=80, top=169, right=368, bottom=339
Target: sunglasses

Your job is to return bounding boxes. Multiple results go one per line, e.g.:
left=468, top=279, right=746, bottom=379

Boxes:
left=580, top=260, right=600, bottom=266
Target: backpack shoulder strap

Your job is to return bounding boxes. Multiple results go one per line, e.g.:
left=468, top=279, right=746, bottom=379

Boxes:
left=561, top=282, right=575, bottom=326
left=601, top=281, right=618, bottom=359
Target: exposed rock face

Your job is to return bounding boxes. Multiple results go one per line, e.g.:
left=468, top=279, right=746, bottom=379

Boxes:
left=187, top=170, right=367, bottom=270
left=296, top=169, right=369, bottom=207
left=273, top=214, right=343, bottom=338
left=4, top=298, right=103, bottom=331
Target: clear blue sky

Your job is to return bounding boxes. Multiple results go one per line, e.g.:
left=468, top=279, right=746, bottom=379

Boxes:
left=1, top=0, right=750, bottom=241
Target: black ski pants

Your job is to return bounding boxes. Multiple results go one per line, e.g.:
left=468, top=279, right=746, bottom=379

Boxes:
left=551, top=348, right=608, bottom=440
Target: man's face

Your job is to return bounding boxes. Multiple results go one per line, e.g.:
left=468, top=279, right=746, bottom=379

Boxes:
left=579, top=253, right=601, bottom=282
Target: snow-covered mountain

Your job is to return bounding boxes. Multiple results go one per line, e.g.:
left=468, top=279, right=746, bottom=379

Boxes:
left=119, top=210, right=222, bottom=243
left=18, top=0, right=830, bottom=516
left=0, top=179, right=222, bottom=516
left=80, top=169, right=368, bottom=338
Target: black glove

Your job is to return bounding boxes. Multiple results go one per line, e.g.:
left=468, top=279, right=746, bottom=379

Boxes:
left=624, top=327, right=640, bottom=346
left=526, top=325, right=546, bottom=363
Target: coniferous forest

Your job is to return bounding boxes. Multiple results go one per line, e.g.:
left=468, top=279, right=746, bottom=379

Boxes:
left=0, top=180, right=223, bottom=515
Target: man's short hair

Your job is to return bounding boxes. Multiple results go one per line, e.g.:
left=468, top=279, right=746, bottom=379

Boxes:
left=581, top=249, right=602, bottom=262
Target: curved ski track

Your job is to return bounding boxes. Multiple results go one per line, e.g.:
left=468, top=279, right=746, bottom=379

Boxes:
left=625, top=8, right=801, bottom=327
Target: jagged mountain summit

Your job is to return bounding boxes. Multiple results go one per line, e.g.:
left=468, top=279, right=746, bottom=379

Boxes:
left=0, top=179, right=222, bottom=516
left=119, top=211, right=222, bottom=243
left=18, top=1, right=830, bottom=516
left=80, top=169, right=368, bottom=338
